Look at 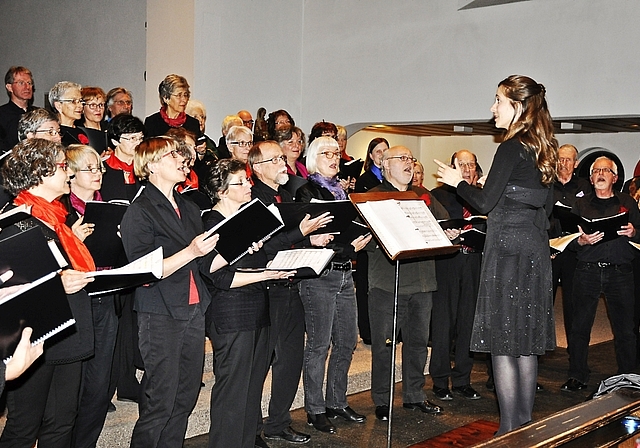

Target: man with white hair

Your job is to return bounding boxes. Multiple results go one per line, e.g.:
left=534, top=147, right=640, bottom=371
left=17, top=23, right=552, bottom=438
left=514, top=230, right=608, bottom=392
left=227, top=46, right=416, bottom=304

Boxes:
left=561, top=156, right=640, bottom=392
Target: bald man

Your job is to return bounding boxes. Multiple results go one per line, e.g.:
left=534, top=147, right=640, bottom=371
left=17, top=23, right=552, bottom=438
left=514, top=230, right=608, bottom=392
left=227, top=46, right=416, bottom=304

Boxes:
left=430, top=150, right=483, bottom=401
left=366, top=145, right=449, bottom=420
left=238, top=110, right=254, bottom=131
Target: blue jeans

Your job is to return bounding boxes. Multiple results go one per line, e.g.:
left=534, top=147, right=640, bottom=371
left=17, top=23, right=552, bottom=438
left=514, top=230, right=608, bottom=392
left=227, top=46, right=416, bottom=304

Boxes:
left=568, top=262, right=635, bottom=383
left=299, top=269, right=358, bottom=414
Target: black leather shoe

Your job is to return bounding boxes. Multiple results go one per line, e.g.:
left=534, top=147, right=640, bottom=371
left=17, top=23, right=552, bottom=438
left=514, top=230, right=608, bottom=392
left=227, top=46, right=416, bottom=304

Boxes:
left=452, top=385, right=481, bottom=400
left=326, top=406, right=366, bottom=423
left=306, top=413, right=336, bottom=434
left=375, top=405, right=390, bottom=421
left=561, top=378, right=587, bottom=392
left=264, top=426, right=311, bottom=444
left=255, top=435, right=270, bottom=448
left=486, top=376, right=495, bottom=391
left=536, top=382, right=544, bottom=392
left=403, top=400, right=442, bottom=414
left=433, top=386, right=453, bottom=401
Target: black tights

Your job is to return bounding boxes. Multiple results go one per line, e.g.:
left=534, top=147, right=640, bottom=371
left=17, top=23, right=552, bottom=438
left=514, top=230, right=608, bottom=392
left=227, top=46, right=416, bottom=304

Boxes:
left=492, top=354, right=537, bottom=435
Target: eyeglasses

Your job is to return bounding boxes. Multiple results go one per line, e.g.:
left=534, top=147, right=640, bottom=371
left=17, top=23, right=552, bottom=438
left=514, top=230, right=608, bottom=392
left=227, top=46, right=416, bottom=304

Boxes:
left=78, top=166, right=106, bottom=174
left=114, top=100, right=132, bottom=106
left=12, top=80, right=33, bottom=87
left=243, top=120, right=254, bottom=127
left=85, top=102, right=105, bottom=110
left=55, top=161, right=69, bottom=171
left=229, top=140, right=253, bottom=148
left=162, top=150, right=183, bottom=160
left=229, top=177, right=252, bottom=187
left=591, top=167, right=616, bottom=175
left=320, top=151, right=341, bottom=160
left=170, top=92, right=191, bottom=100
left=458, top=162, right=477, bottom=170
left=120, top=134, right=144, bottom=143
left=387, top=155, right=417, bottom=163
left=35, top=128, right=62, bottom=137
left=284, top=139, right=304, bottom=146
left=254, top=155, right=287, bottom=165
left=58, top=98, right=85, bottom=106
left=275, top=120, right=291, bottom=126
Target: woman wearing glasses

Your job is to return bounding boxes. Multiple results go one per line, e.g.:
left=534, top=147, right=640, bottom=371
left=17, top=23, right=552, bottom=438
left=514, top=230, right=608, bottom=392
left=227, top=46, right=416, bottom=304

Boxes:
left=201, top=158, right=292, bottom=448
left=120, top=136, right=220, bottom=447
left=0, top=138, right=96, bottom=447
left=226, top=125, right=254, bottom=164
left=17, top=108, right=62, bottom=144
left=144, top=74, right=201, bottom=138
left=274, top=126, right=308, bottom=179
left=60, top=144, right=116, bottom=447
left=77, top=86, right=109, bottom=155
left=436, top=75, right=557, bottom=435
left=49, top=81, right=90, bottom=147
left=295, top=136, right=372, bottom=434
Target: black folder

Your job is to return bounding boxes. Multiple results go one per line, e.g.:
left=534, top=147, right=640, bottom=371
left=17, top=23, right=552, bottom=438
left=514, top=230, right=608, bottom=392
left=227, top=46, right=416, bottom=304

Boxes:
left=281, top=175, right=308, bottom=199
left=274, top=200, right=358, bottom=236
left=459, top=228, right=486, bottom=251
left=438, top=216, right=487, bottom=230
left=553, top=203, right=582, bottom=234
left=0, top=226, right=64, bottom=286
left=0, top=272, right=75, bottom=362
left=83, top=201, right=129, bottom=267
left=0, top=204, right=31, bottom=229
left=339, top=158, right=364, bottom=180
left=204, top=199, right=284, bottom=265
left=580, top=211, right=629, bottom=243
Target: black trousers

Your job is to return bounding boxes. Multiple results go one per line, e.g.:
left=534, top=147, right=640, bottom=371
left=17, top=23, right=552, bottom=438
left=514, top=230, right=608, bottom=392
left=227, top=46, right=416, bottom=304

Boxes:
left=209, top=326, right=269, bottom=448
left=431, top=251, right=481, bottom=389
left=130, top=305, right=205, bottom=448
left=73, top=295, right=119, bottom=448
left=108, top=291, right=141, bottom=402
left=551, top=248, right=579, bottom=342
left=260, top=284, right=305, bottom=435
left=0, top=360, right=82, bottom=448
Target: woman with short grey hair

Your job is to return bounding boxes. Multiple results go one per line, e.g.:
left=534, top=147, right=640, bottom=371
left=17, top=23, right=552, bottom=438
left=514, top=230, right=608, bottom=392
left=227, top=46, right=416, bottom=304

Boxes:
left=49, top=81, right=89, bottom=146
left=144, top=74, right=201, bottom=138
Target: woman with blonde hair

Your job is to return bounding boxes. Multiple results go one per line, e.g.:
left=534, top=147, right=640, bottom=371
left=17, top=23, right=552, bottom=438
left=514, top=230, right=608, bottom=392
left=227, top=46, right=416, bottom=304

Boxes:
left=436, top=75, right=558, bottom=435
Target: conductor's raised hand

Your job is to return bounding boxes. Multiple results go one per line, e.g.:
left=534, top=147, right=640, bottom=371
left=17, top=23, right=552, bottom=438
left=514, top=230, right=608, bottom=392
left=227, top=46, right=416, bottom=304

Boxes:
left=434, top=158, right=464, bottom=187
left=300, top=212, right=333, bottom=236
left=188, top=232, right=219, bottom=258
left=351, top=233, right=373, bottom=252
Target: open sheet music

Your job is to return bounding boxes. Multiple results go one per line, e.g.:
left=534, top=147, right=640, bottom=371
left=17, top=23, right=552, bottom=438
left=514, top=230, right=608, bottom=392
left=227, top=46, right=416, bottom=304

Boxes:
left=267, top=248, right=335, bottom=277
left=84, top=247, right=163, bottom=295
left=353, top=198, right=454, bottom=260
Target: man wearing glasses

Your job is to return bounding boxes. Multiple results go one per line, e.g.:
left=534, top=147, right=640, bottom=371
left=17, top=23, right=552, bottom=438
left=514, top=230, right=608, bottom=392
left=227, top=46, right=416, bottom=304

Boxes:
left=561, top=156, right=640, bottom=392
left=366, top=146, right=450, bottom=421
left=238, top=109, right=254, bottom=132
left=105, top=87, right=133, bottom=121
left=0, top=66, right=35, bottom=153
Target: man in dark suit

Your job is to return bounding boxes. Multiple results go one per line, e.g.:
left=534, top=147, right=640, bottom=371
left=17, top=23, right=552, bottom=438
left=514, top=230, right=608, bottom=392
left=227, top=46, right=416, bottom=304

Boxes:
left=249, top=140, right=332, bottom=446
left=0, top=66, right=35, bottom=154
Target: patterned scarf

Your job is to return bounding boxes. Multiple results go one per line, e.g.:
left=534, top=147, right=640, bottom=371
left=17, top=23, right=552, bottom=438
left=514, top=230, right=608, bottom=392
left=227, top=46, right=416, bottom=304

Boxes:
left=308, top=173, right=346, bottom=200
left=14, top=190, right=96, bottom=272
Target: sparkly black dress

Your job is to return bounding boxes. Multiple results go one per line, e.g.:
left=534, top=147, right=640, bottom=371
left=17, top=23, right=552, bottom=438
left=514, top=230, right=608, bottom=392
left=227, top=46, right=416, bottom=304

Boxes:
left=457, top=139, right=555, bottom=356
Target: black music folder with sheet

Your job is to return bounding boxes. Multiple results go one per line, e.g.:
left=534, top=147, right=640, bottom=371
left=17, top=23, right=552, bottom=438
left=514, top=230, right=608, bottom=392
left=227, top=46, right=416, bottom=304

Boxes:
left=83, top=201, right=129, bottom=267
left=339, top=158, right=364, bottom=180
left=0, top=204, right=31, bottom=229
left=0, top=226, right=65, bottom=286
left=580, top=211, right=629, bottom=243
left=0, top=271, right=75, bottom=362
left=84, top=247, right=163, bottom=296
left=204, top=198, right=285, bottom=265
left=274, top=200, right=358, bottom=236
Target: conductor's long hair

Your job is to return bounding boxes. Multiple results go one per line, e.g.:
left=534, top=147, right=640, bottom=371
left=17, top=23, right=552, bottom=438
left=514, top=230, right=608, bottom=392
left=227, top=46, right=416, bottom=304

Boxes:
left=499, top=75, right=558, bottom=186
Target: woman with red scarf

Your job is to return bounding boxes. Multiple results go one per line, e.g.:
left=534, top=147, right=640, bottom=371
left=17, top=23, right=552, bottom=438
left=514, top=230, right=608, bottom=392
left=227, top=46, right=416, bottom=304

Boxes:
left=0, top=138, right=96, bottom=447
left=144, top=74, right=201, bottom=138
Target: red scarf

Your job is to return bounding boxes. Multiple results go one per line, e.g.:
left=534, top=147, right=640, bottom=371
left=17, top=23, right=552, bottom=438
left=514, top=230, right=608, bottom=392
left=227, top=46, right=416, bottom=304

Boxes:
left=159, top=106, right=187, bottom=128
left=14, top=191, right=96, bottom=272
left=177, top=170, right=199, bottom=193
left=105, top=153, right=136, bottom=185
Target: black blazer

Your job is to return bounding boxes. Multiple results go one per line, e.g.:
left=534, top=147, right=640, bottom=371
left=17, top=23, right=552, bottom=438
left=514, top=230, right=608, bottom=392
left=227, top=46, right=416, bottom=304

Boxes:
left=120, top=182, right=213, bottom=319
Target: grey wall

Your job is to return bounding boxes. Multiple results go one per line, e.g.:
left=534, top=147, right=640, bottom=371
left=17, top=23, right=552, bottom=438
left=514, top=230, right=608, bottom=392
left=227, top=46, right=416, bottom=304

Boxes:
left=0, top=0, right=146, bottom=111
